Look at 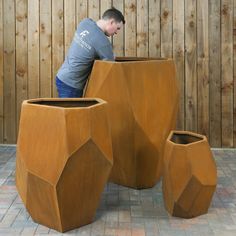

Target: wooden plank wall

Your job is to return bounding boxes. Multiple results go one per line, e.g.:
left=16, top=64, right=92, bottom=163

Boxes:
left=0, top=0, right=236, bottom=147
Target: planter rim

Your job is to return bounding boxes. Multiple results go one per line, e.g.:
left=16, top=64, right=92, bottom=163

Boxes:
left=94, top=57, right=172, bottom=64
left=23, top=97, right=107, bottom=109
left=167, top=130, right=207, bottom=146
left=115, top=56, right=169, bottom=61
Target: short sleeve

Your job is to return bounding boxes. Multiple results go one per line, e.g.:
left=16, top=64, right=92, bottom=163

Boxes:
left=96, top=44, right=115, bottom=61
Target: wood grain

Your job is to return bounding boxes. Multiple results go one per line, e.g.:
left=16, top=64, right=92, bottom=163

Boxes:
left=3, top=0, right=16, bottom=143
left=221, top=0, right=233, bottom=147
left=52, top=0, right=64, bottom=97
left=173, top=0, right=184, bottom=130
left=185, top=0, right=197, bottom=132
left=209, top=0, right=221, bottom=147
left=40, top=0, right=52, bottom=97
left=197, top=0, right=209, bottom=137
left=0, top=0, right=3, bottom=142
left=0, top=1, right=235, bottom=146
left=16, top=0, right=28, bottom=132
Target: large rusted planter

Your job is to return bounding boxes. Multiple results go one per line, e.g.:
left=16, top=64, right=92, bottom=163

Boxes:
left=162, top=130, right=217, bottom=218
left=16, top=98, right=113, bottom=232
left=85, top=57, right=179, bottom=189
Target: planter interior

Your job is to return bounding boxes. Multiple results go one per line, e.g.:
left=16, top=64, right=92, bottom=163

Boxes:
left=27, top=100, right=98, bottom=108
left=115, top=57, right=167, bottom=62
left=170, top=133, right=203, bottom=145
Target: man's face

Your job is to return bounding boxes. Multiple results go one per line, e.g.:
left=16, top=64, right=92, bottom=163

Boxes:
left=105, top=19, right=123, bottom=37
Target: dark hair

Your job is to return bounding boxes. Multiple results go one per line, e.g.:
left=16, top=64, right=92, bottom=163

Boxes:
left=102, top=7, right=125, bottom=24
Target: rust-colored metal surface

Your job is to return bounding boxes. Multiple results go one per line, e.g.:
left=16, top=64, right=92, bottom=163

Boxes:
left=162, top=130, right=217, bottom=218
left=16, top=98, right=113, bottom=232
left=85, top=58, right=179, bottom=188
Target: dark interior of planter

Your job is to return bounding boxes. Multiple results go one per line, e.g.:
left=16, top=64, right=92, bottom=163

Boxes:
left=28, top=100, right=98, bottom=108
left=115, top=57, right=166, bottom=62
left=171, top=133, right=203, bottom=144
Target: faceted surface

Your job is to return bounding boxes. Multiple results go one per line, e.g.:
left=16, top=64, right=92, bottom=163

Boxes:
left=16, top=98, right=113, bottom=232
left=85, top=58, right=179, bottom=188
left=162, top=130, right=217, bottom=218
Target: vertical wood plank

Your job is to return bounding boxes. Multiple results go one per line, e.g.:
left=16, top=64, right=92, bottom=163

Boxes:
left=0, top=0, right=3, bottom=142
left=40, top=0, right=52, bottom=97
left=124, top=0, right=136, bottom=56
left=209, top=0, right=221, bottom=147
left=28, top=0, right=39, bottom=99
left=64, top=0, right=76, bottom=54
left=137, top=0, right=148, bottom=57
left=221, top=0, right=234, bottom=147
left=88, top=0, right=100, bottom=21
left=161, top=0, right=172, bottom=57
left=76, top=0, right=88, bottom=25
left=185, top=0, right=197, bottom=132
left=173, top=0, right=185, bottom=130
left=16, top=0, right=28, bottom=132
left=234, top=0, right=236, bottom=147
left=3, top=0, right=16, bottom=143
left=113, top=0, right=125, bottom=57
left=52, top=0, right=64, bottom=97
left=1, top=0, right=236, bottom=146
left=197, top=0, right=209, bottom=137
left=100, top=0, right=112, bottom=15
left=149, top=0, right=161, bottom=57
left=100, top=0, right=112, bottom=43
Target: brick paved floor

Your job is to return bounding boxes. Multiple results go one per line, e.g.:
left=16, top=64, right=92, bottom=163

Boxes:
left=0, top=145, right=236, bottom=235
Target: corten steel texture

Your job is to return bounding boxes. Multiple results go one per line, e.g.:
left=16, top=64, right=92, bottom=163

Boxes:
left=162, top=130, right=217, bottom=218
left=85, top=57, right=179, bottom=189
left=15, top=98, right=113, bottom=232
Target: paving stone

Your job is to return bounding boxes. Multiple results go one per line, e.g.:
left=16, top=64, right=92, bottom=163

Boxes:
left=1, top=146, right=236, bottom=235
left=118, top=210, right=131, bottom=223
left=21, top=226, right=38, bottom=235
left=35, top=224, right=50, bottom=234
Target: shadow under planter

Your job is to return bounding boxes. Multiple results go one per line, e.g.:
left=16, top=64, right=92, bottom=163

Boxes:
left=162, top=130, right=217, bottom=218
left=16, top=98, right=113, bottom=232
left=85, top=57, right=179, bottom=189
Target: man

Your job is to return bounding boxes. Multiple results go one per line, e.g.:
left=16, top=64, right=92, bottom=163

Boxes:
left=56, top=7, right=125, bottom=98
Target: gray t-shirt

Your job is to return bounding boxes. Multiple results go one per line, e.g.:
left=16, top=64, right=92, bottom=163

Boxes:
left=57, top=18, right=114, bottom=89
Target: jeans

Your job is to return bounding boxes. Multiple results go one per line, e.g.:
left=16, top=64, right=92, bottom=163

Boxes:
left=56, top=77, right=83, bottom=98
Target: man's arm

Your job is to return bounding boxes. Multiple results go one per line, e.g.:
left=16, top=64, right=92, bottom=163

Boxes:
left=97, top=44, right=115, bottom=61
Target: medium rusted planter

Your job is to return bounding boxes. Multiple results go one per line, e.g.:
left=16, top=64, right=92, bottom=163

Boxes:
left=85, top=57, right=179, bottom=189
left=16, top=98, right=113, bottom=232
left=162, top=130, right=217, bottom=218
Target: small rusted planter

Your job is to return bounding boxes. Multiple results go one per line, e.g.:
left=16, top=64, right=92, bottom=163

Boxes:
left=16, top=98, right=113, bottom=232
left=162, top=130, right=217, bottom=218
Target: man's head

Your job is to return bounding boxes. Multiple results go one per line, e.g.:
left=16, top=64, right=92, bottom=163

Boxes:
left=101, top=8, right=125, bottom=37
